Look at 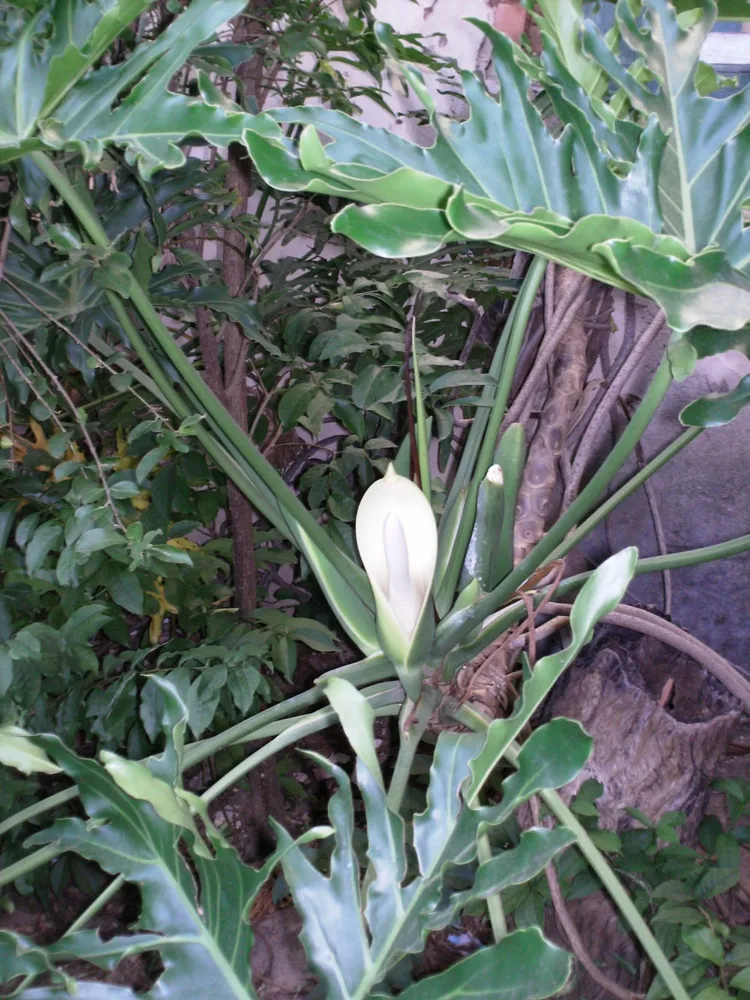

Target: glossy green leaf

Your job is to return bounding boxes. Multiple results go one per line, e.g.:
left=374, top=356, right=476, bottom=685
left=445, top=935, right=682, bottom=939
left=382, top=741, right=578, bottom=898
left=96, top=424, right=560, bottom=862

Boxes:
left=685, top=323, right=750, bottom=360
left=25, top=522, right=63, bottom=574
left=730, top=968, right=750, bottom=990
left=582, top=0, right=750, bottom=265
left=41, top=0, right=153, bottom=118
left=241, top=4, right=750, bottom=335
left=13, top=680, right=323, bottom=999
left=470, top=827, right=576, bottom=899
left=466, top=548, right=636, bottom=800
left=681, top=925, right=724, bottom=965
left=0, top=726, right=61, bottom=776
left=679, top=375, right=750, bottom=428
left=0, top=10, right=47, bottom=148
left=108, top=570, right=144, bottom=615
left=1, top=0, right=252, bottom=176
left=393, top=928, right=571, bottom=1000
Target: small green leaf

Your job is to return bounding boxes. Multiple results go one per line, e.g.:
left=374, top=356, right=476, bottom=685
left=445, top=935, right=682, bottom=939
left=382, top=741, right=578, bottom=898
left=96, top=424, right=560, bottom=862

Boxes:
left=151, top=544, right=193, bottom=567
left=60, top=604, right=112, bottom=643
left=186, top=666, right=227, bottom=738
left=108, top=571, right=144, bottom=615
left=109, top=480, right=140, bottom=499
left=25, top=522, right=63, bottom=574
left=324, top=677, right=383, bottom=788
left=226, top=665, right=260, bottom=714
left=75, top=527, right=127, bottom=555
left=278, top=382, right=319, bottom=430
left=679, top=375, right=750, bottom=428
left=589, top=830, right=622, bottom=853
left=9, top=188, right=30, bottom=241
left=0, top=649, right=12, bottom=699
left=136, top=445, right=168, bottom=483
left=682, top=925, right=725, bottom=965
left=730, top=968, right=750, bottom=990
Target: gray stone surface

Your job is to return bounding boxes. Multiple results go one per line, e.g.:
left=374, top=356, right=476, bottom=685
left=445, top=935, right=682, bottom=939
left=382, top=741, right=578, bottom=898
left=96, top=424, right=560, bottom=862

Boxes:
left=579, top=349, right=750, bottom=672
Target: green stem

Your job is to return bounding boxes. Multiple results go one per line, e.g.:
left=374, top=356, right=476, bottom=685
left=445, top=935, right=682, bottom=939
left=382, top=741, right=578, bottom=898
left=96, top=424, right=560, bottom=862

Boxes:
left=0, top=786, right=79, bottom=840
left=556, top=530, right=750, bottom=596
left=386, top=687, right=439, bottom=815
left=411, top=330, right=431, bottom=506
left=66, top=875, right=123, bottom=935
left=435, top=356, right=673, bottom=652
left=440, top=259, right=545, bottom=528
left=28, top=150, right=374, bottom=611
left=535, top=782, right=689, bottom=1000
left=435, top=259, right=546, bottom=612
left=547, top=427, right=702, bottom=565
left=185, top=653, right=394, bottom=767
left=204, top=683, right=402, bottom=806
left=477, top=832, right=507, bottom=941
left=0, top=845, right=59, bottom=888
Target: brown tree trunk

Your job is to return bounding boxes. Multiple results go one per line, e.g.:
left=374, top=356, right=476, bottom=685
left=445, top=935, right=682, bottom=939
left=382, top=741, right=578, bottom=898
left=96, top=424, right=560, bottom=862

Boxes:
left=196, top=5, right=273, bottom=618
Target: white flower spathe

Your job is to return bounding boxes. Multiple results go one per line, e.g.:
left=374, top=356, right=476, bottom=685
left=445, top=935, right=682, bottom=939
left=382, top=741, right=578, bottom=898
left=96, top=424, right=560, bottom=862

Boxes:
left=356, top=464, right=437, bottom=644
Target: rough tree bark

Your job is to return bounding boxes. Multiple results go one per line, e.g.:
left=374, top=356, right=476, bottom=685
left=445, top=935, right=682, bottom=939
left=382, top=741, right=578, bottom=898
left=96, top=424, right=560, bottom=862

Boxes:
left=513, top=267, right=591, bottom=564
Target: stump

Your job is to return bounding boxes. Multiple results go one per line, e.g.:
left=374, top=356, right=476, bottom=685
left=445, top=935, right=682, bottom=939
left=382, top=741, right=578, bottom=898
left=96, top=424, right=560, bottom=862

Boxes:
left=540, top=631, right=741, bottom=998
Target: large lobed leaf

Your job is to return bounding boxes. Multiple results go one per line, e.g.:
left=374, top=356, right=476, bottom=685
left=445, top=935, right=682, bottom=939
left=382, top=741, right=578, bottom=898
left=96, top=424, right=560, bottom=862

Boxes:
left=241, top=1, right=750, bottom=336
left=0, top=679, right=320, bottom=999
left=274, top=690, right=583, bottom=999
left=0, top=0, right=255, bottom=176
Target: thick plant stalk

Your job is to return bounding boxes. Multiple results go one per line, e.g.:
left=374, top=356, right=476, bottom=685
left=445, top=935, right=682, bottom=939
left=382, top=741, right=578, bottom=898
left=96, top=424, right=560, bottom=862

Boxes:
left=386, top=687, right=439, bottom=814
left=435, top=258, right=546, bottom=614
left=513, top=268, right=591, bottom=564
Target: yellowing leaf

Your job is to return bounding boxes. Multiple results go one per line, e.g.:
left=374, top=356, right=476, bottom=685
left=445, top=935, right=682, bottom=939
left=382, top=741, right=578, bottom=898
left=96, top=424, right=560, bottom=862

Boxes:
left=146, top=578, right=178, bottom=645
left=131, top=490, right=151, bottom=510
left=167, top=537, right=200, bottom=552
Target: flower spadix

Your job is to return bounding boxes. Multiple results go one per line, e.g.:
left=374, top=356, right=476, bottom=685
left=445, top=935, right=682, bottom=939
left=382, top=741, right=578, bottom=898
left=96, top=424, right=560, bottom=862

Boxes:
left=356, top=464, right=437, bottom=698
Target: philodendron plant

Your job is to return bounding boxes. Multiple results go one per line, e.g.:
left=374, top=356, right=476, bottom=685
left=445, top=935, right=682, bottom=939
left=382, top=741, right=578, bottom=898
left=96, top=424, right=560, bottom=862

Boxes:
left=2, top=0, right=750, bottom=997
